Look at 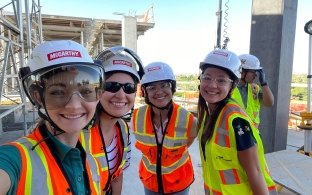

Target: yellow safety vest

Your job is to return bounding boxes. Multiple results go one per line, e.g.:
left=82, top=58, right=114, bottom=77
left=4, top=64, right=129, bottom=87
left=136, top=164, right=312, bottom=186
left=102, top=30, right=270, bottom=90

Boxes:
left=132, top=103, right=196, bottom=194
left=198, top=100, right=276, bottom=195
left=80, top=119, right=129, bottom=192
left=232, top=83, right=261, bottom=126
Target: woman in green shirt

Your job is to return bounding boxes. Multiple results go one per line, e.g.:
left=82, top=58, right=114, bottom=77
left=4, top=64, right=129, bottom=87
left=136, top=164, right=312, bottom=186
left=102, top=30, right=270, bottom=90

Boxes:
left=0, top=40, right=105, bottom=195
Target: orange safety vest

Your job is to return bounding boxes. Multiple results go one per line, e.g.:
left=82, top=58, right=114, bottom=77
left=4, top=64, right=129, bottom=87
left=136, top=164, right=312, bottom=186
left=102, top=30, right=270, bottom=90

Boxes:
left=9, top=127, right=101, bottom=195
left=132, top=103, right=196, bottom=194
left=198, top=100, right=276, bottom=195
left=80, top=119, right=129, bottom=192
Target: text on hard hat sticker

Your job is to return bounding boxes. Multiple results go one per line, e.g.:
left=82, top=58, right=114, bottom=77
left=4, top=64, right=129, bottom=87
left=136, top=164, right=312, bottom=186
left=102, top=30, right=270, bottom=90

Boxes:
left=213, top=51, right=229, bottom=57
left=147, top=66, right=161, bottom=72
left=113, top=60, right=132, bottom=67
left=47, top=50, right=82, bottom=61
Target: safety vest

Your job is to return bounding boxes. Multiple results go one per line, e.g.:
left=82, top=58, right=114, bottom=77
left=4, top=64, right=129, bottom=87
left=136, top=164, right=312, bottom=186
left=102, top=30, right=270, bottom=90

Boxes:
left=9, top=127, right=101, bottom=195
left=132, top=103, right=195, bottom=194
left=232, top=83, right=261, bottom=126
left=198, top=100, right=276, bottom=195
left=80, top=119, right=129, bottom=192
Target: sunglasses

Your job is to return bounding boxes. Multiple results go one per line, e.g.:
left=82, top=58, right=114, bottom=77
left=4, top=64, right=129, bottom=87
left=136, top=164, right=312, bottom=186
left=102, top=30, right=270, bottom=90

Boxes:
left=104, top=82, right=137, bottom=94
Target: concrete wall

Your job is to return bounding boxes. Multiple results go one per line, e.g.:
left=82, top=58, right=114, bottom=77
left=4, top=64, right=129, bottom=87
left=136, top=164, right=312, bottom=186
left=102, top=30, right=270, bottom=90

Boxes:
left=122, top=16, right=137, bottom=52
left=250, top=0, right=298, bottom=152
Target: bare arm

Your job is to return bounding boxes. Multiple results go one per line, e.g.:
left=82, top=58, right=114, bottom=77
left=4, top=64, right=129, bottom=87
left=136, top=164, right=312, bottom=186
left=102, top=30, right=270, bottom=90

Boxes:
left=238, top=146, right=269, bottom=195
left=0, top=169, right=10, bottom=195
left=260, top=85, right=274, bottom=107
left=111, top=172, right=123, bottom=195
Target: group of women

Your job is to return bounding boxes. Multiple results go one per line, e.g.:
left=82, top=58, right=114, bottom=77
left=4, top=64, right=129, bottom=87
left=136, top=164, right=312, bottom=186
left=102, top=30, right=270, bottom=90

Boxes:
left=0, top=40, right=277, bottom=195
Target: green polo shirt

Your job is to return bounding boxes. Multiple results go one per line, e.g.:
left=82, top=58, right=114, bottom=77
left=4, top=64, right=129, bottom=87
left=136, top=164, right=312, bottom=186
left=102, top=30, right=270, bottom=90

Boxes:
left=0, top=126, right=89, bottom=195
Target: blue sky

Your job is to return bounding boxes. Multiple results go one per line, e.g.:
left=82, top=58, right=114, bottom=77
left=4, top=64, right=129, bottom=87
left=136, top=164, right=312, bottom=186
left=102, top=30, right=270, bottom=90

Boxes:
left=20, top=0, right=312, bottom=74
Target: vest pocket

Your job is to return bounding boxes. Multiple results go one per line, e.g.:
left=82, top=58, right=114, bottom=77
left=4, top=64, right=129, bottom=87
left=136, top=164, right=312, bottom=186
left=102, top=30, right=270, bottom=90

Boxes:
left=135, top=142, right=154, bottom=160
left=211, top=144, right=239, bottom=170
left=163, top=147, right=185, bottom=160
left=138, top=162, right=157, bottom=190
left=220, top=182, right=251, bottom=195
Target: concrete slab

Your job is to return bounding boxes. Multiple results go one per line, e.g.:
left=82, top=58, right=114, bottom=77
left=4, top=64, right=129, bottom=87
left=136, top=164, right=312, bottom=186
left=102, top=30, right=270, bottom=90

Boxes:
left=265, top=150, right=312, bottom=194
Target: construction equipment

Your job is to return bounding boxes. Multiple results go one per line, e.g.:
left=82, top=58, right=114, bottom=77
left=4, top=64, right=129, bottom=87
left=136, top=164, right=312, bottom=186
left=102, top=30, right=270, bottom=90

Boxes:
left=296, top=111, right=312, bottom=156
left=298, top=112, right=312, bottom=127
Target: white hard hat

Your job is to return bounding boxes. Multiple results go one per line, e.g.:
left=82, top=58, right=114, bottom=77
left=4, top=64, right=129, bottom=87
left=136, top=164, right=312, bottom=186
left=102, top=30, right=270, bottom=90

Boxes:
left=18, top=40, right=104, bottom=107
left=95, top=46, right=143, bottom=81
left=141, top=62, right=176, bottom=85
left=26, top=40, right=94, bottom=72
left=239, top=54, right=262, bottom=70
left=200, top=49, right=241, bottom=79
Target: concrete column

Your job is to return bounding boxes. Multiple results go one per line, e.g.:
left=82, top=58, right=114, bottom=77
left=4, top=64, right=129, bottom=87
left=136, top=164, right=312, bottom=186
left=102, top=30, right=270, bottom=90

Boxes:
left=122, top=16, right=137, bottom=52
left=100, top=32, right=104, bottom=51
left=250, top=0, right=298, bottom=152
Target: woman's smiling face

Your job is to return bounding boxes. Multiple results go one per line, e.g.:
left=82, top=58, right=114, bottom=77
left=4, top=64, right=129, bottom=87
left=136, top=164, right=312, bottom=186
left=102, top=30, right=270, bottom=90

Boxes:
left=200, top=67, right=233, bottom=109
left=100, top=72, right=136, bottom=117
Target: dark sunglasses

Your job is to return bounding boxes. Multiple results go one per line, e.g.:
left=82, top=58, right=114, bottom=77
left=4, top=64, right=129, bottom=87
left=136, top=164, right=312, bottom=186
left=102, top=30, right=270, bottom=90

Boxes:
left=104, top=82, right=137, bottom=94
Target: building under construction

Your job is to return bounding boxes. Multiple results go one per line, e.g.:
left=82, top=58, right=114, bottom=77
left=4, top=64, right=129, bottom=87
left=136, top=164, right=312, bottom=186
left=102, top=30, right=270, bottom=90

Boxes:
left=0, top=0, right=154, bottom=133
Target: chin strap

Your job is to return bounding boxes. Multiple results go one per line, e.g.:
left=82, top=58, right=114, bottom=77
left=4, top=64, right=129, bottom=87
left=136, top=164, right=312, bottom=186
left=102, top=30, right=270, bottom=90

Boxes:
left=32, top=108, right=65, bottom=150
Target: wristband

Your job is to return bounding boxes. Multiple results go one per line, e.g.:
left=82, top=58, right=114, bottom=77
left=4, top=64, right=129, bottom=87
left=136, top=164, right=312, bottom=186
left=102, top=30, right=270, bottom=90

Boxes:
left=261, top=83, right=267, bottom=86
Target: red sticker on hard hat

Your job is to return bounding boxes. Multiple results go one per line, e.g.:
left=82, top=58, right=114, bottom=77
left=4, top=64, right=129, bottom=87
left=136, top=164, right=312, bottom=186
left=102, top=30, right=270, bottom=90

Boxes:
left=113, top=60, right=132, bottom=67
left=213, top=51, right=228, bottom=57
left=47, top=50, right=82, bottom=61
left=147, top=66, right=161, bottom=72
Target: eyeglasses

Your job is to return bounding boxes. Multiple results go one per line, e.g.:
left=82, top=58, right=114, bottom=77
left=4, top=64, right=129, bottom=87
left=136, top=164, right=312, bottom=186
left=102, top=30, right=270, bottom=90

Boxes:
left=29, top=65, right=104, bottom=110
left=145, top=82, right=172, bottom=93
left=104, top=82, right=137, bottom=94
left=200, top=75, right=233, bottom=86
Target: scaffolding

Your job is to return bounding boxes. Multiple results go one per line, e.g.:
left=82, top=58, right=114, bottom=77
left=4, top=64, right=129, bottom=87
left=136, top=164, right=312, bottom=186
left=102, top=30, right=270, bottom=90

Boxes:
left=0, top=1, right=155, bottom=134
left=0, top=0, right=41, bottom=134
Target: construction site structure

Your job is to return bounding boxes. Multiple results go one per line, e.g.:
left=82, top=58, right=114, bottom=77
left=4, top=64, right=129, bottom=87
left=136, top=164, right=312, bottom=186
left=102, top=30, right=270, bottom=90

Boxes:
left=0, top=0, right=154, bottom=134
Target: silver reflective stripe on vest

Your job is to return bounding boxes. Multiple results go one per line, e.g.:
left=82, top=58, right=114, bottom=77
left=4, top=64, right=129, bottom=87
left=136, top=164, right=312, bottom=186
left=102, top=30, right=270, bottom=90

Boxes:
left=135, top=105, right=148, bottom=134
left=86, top=153, right=100, bottom=185
left=220, top=169, right=239, bottom=184
left=135, top=133, right=157, bottom=145
left=175, top=107, right=189, bottom=138
left=216, top=127, right=229, bottom=147
left=15, top=137, right=51, bottom=194
left=84, top=130, right=108, bottom=168
left=163, top=136, right=186, bottom=148
left=134, top=105, right=157, bottom=145
left=216, top=105, right=242, bottom=148
left=142, top=150, right=189, bottom=174
left=117, top=119, right=129, bottom=167
left=135, top=105, right=189, bottom=147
